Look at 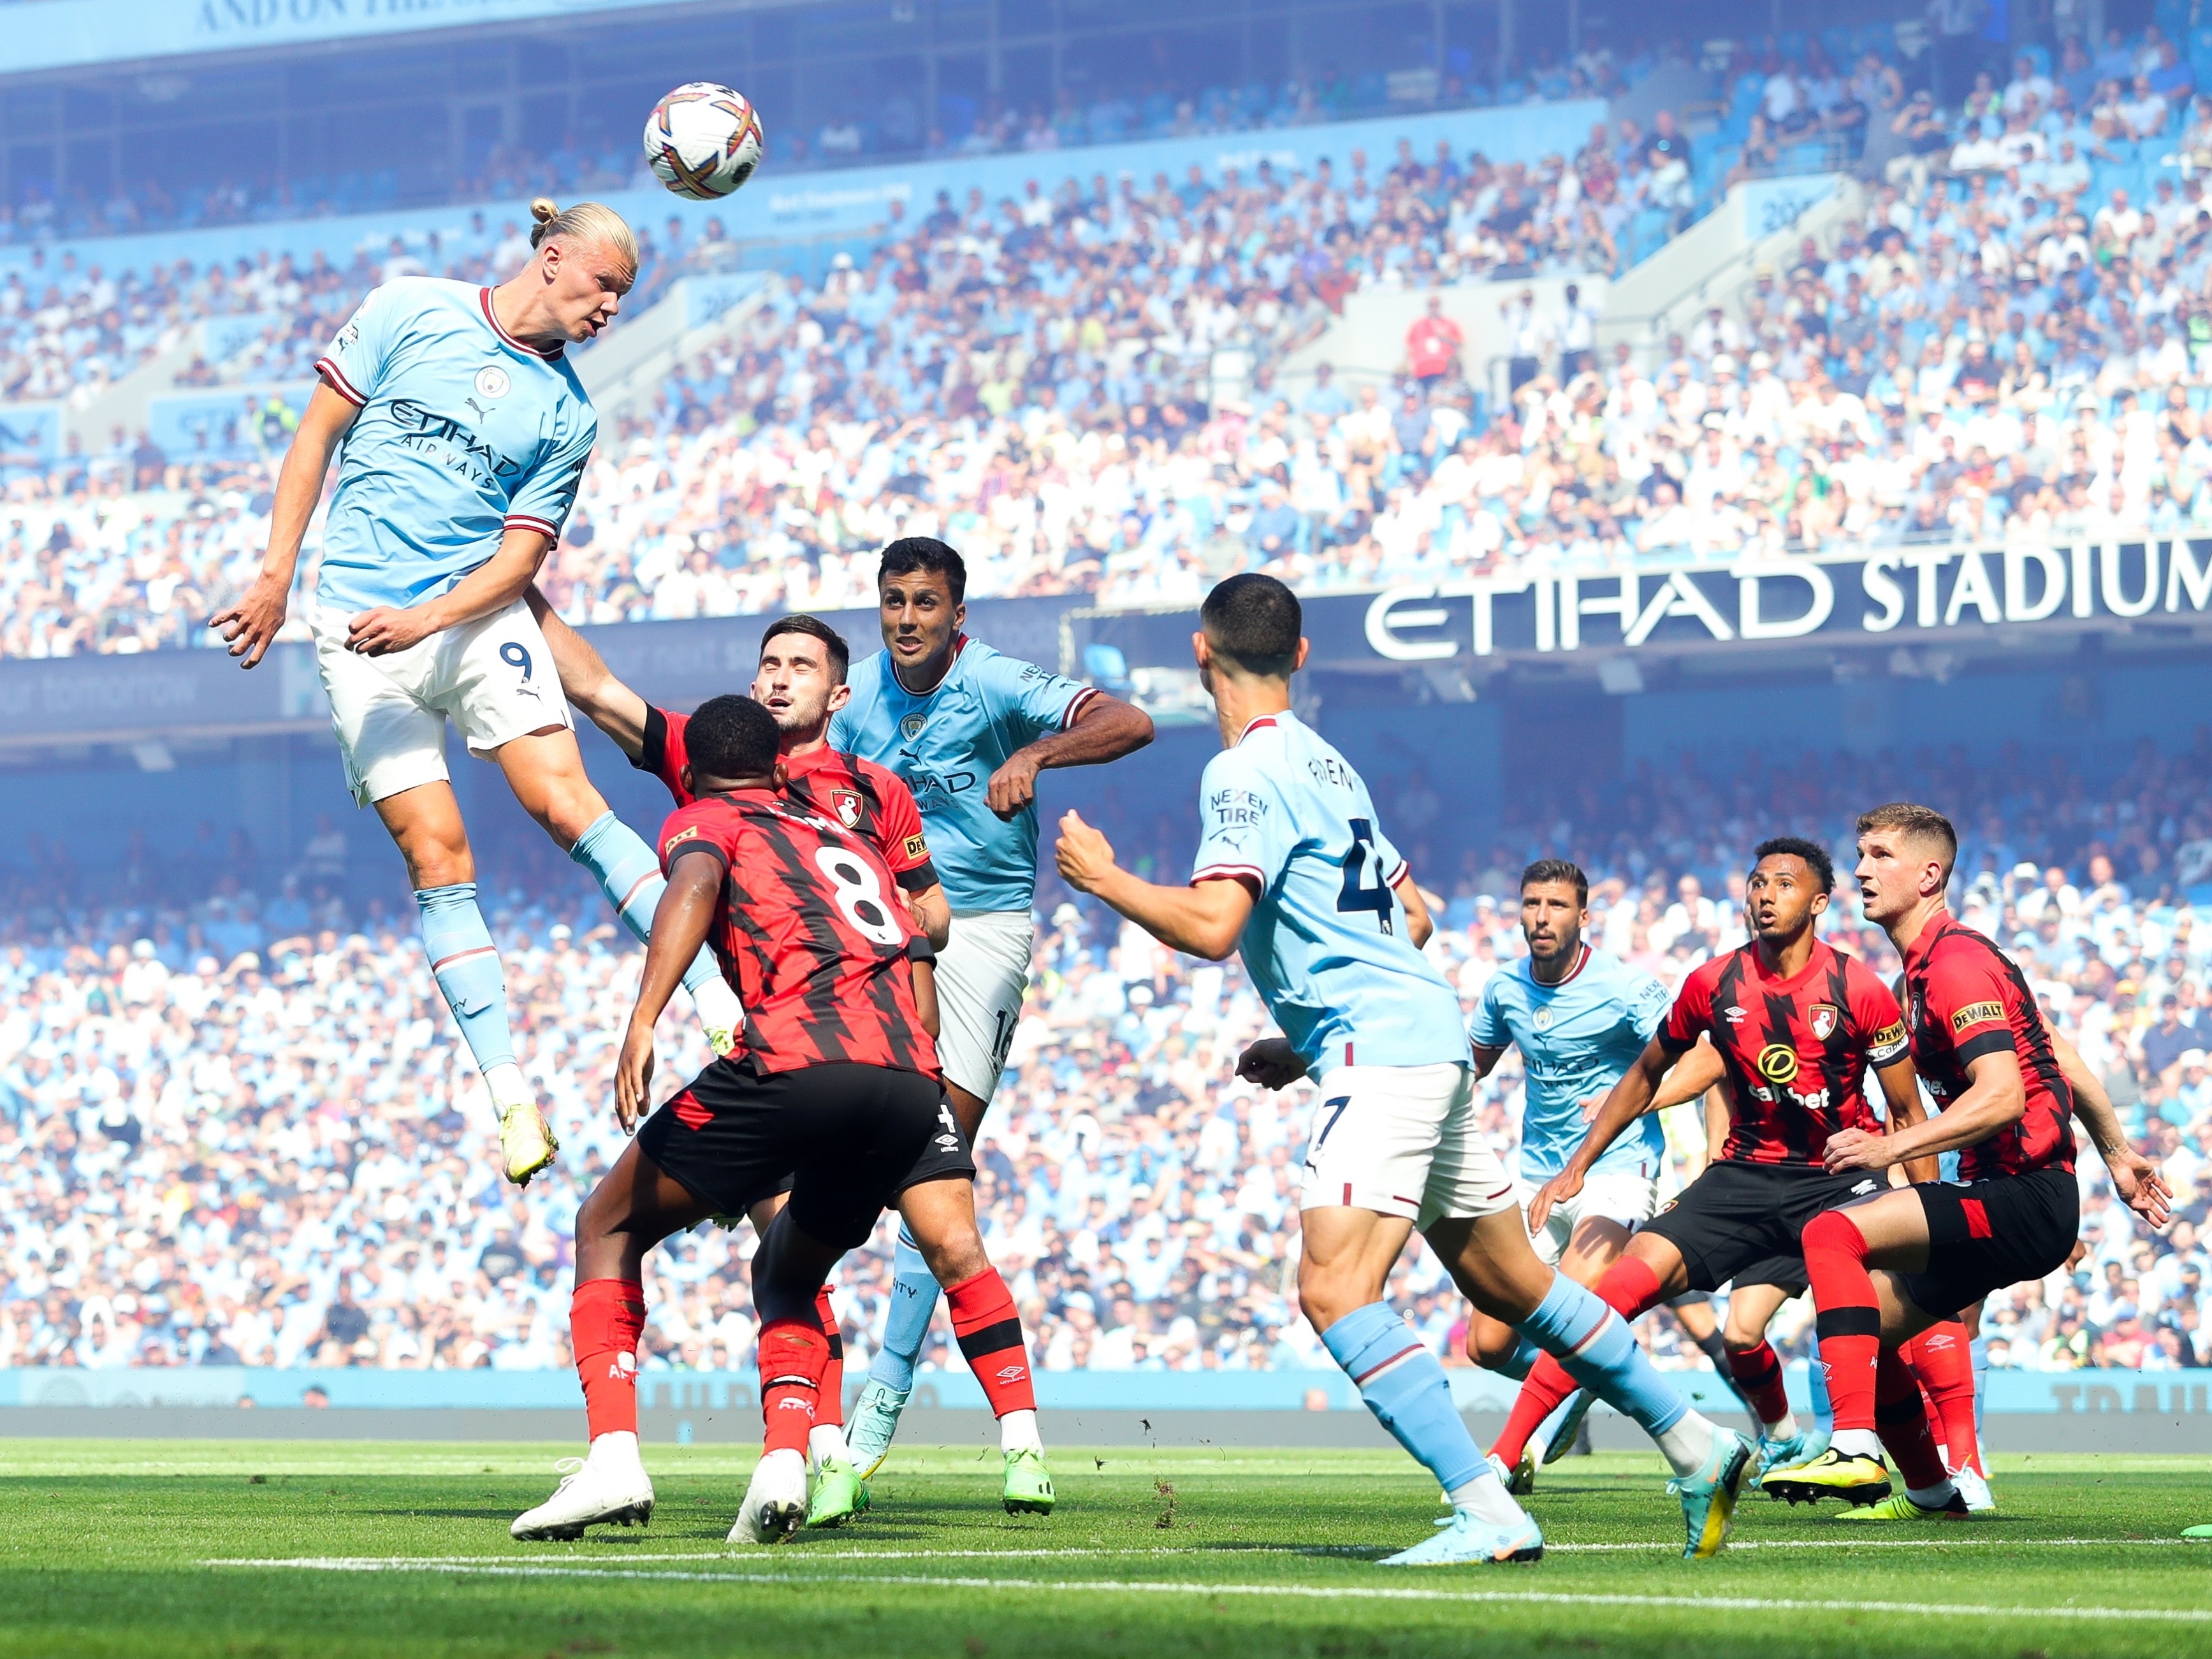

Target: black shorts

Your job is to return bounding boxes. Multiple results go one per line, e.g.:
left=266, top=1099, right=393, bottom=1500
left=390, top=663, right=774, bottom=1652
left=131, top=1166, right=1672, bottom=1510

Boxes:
left=637, top=1057, right=957, bottom=1250
left=1898, top=1167, right=2080, bottom=1320
left=1640, top=1160, right=1889, bottom=1294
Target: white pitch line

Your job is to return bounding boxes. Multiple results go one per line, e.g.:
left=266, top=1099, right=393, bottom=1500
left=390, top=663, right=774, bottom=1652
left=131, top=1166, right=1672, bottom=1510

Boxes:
left=194, top=1561, right=2212, bottom=1623
left=201, top=1536, right=2199, bottom=1570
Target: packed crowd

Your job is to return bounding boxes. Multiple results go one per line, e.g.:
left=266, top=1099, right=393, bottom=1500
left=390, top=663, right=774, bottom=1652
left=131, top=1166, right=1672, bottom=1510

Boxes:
left=1, top=734, right=2206, bottom=1379
left=0, top=102, right=1696, bottom=656
left=0, top=36, right=1673, bottom=243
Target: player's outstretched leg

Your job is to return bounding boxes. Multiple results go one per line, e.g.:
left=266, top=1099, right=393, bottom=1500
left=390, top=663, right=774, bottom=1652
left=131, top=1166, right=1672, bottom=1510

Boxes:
left=414, top=881, right=553, bottom=1185
left=569, top=810, right=745, bottom=1053
left=1319, top=1303, right=1544, bottom=1567
left=1724, top=1333, right=1813, bottom=1486
left=806, top=1286, right=870, bottom=1529
left=849, top=1222, right=936, bottom=1475
left=1512, top=1270, right=1752, bottom=1560
left=513, top=1277, right=656, bottom=1538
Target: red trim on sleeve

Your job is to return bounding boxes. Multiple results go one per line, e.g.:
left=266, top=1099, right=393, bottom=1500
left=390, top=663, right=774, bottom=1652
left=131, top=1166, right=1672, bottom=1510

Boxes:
left=1060, top=686, right=1101, bottom=728
left=1383, top=858, right=1409, bottom=888
left=1193, top=865, right=1265, bottom=896
left=314, top=357, right=365, bottom=405
left=504, top=514, right=561, bottom=540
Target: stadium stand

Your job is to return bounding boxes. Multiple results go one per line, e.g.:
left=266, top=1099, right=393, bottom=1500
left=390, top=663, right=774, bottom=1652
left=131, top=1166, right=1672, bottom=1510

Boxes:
left=3, top=734, right=2208, bottom=1378
left=8, top=16, right=2212, bottom=1389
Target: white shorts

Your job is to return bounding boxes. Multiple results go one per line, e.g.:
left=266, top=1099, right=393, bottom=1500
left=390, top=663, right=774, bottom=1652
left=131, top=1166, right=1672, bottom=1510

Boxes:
left=934, top=909, right=1033, bottom=1103
left=309, top=597, right=570, bottom=806
left=1511, top=1164, right=1662, bottom=1267
left=1299, top=1062, right=1517, bottom=1231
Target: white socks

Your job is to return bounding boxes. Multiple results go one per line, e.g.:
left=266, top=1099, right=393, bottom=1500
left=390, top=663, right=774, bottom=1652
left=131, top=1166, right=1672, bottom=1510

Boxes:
left=1000, top=1409, right=1042, bottom=1454
left=1654, top=1411, right=1717, bottom=1477
left=1763, top=1410, right=1800, bottom=1440
left=484, top=1061, right=530, bottom=1117
left=1448, top=1471, right=1529, bottom=1526
left=1830, top=1428, right=1882, bottom=1460
left=1908, top=1479, right=1959, bottom=1508
left=688, top=976, right=744, bottom=1045
left=588, top=1430, right=643, bottom=1470
left=810, top=1423, right=852, bottom=1466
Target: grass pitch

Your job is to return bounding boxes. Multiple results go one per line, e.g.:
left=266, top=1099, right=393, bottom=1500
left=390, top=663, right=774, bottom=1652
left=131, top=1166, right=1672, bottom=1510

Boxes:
left=0, top=1440, right=2208, bottom=1658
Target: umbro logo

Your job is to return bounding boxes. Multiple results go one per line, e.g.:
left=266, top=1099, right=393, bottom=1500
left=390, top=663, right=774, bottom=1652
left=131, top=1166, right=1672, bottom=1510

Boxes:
left=1849, top=1179, right=1878, bottom=1196
left=1723, top=1005, right=1747, bottom=1024
left=993, top=1365, right=1028, bottom=1384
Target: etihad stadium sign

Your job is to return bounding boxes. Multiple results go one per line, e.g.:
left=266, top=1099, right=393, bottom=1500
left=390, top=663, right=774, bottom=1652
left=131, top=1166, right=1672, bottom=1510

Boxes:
left=1353, top=541, right=2212, bottom=663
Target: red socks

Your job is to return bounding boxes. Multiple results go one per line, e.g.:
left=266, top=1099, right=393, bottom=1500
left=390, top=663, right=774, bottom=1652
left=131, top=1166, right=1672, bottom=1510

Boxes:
left=816, top=1286, right=845, bottom=1430
left=1874, top=1344, right=1949, bottom=1492
left=571, top=1278, right=646, bottom=1441
left=758, top=1315, right=829, bottom=1456
left=1492, top=1256, right=1665, bottom=1467
left=1726, top=1338, right=1792, bottom=1429
left=1801, top=1209, right=1881, bottom=1435
left=1903, top=1321, right=1982, bottom=1474
left=946, top=1267, right=1035, bottom=1417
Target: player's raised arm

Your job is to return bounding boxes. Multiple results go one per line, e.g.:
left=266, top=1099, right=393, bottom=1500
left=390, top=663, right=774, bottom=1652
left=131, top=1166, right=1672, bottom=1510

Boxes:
left=615, top=845, right=721, bottom=1133
left=1055, top=808, right=1253, bottom=960
left=212, top=382, right=358, bottom=669
left=527, top=586, right=650, bottom=759
left=1529, top=1035, right=1671, bottom=1231
left=986, top=689, right=1154, bottom=820
left=2048, top=1018, right=2171, bottom=1226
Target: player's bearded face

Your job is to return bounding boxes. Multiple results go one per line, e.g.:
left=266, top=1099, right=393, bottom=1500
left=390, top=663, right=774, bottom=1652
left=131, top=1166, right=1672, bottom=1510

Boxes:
left=753, top=646, right=835, bottom=735
left=1520, top=883, right=1583, bottom=962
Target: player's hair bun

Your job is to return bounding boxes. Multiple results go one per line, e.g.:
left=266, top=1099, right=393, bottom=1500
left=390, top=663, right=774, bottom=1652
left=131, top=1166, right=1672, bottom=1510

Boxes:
left=524, top=198, right=639, bottom=270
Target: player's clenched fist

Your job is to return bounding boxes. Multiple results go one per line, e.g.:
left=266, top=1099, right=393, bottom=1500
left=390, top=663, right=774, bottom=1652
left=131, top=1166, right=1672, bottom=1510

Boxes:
left=1054, top=810, right=1117, bottom=892
left=1236, top=1037, right=1306, bottom=1090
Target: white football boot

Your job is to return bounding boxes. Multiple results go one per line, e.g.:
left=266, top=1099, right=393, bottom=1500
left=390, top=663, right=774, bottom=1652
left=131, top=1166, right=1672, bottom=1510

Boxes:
left=729, top=1447, right=810, bottom=1544
left=1949, top=1463, right=1996, bottom=1512
left=511, top=1433, right=654, bottom=1540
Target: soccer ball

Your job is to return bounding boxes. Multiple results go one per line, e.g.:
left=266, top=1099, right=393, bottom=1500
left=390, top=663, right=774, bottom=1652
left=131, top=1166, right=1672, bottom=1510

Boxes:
left=643, top=82, right=765, bottom=200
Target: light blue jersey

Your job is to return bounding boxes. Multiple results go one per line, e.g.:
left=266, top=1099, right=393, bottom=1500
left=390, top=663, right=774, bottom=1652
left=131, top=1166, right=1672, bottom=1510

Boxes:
left=1470, top=945, right=1671, bottom=1182
left=314, top=277, right=597, bottom=614
left=1191, top=710, right=1467, bottom=1076
left=829, top=635, right=1095, bottom=912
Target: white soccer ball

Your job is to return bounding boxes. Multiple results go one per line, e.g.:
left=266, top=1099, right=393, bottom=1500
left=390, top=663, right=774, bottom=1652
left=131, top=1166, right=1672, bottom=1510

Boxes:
left=643, top=82, right=765, bottom=201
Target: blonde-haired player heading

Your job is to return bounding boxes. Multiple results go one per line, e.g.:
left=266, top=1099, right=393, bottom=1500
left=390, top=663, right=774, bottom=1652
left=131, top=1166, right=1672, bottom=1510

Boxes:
left=214, top=199, right=741, bottom=1184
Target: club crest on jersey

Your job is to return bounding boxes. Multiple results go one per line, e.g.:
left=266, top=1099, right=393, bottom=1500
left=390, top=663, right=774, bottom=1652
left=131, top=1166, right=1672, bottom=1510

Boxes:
left=474, top=365, right=511, bottom=400
left=900, top=713, right=927, bottom=741
left=1808, top=1002, right=1840, bottom=1041
left=1531, top=1008, right=1553, bottom=1031
left=1756, top=1042, right=1799, bottom=1083
left=830, top=788, right=863, bottom=829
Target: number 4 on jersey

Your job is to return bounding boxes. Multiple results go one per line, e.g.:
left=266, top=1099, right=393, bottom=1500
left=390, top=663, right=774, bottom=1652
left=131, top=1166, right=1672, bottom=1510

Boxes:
left=1336, top=818, right=1395, bottom=934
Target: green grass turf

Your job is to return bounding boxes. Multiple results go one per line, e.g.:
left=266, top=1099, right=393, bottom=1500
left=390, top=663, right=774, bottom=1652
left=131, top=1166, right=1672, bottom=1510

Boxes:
left=0, top=1440, right=2209, bottom=1658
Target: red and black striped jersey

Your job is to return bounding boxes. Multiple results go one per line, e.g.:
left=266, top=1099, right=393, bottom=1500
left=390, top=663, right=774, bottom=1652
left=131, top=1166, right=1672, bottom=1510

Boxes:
left=657, top=788, right=938, bottom=1077
left=637, top=704, right=938, bottom=892
left=1900, top=913, right=2075, bottom=1180
left=1660, top=938, right=1910, bottom=1166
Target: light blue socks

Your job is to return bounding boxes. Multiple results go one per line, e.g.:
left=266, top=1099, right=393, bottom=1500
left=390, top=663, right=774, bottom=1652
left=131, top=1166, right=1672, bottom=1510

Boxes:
left=416, top=883, right=516, bottom=1108
left=569, top=809, right=737, bottom=1009
left=869, top=1224, right=941, bottom=1393
left=1519, top=1275, right=1687, bottom=1438
left=1495, top=1333, right=1543, bottom=1380
left=1808, top=1342, right=1835, bottom=1435
left=1321, top=1301, right=1488, bottom=1497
